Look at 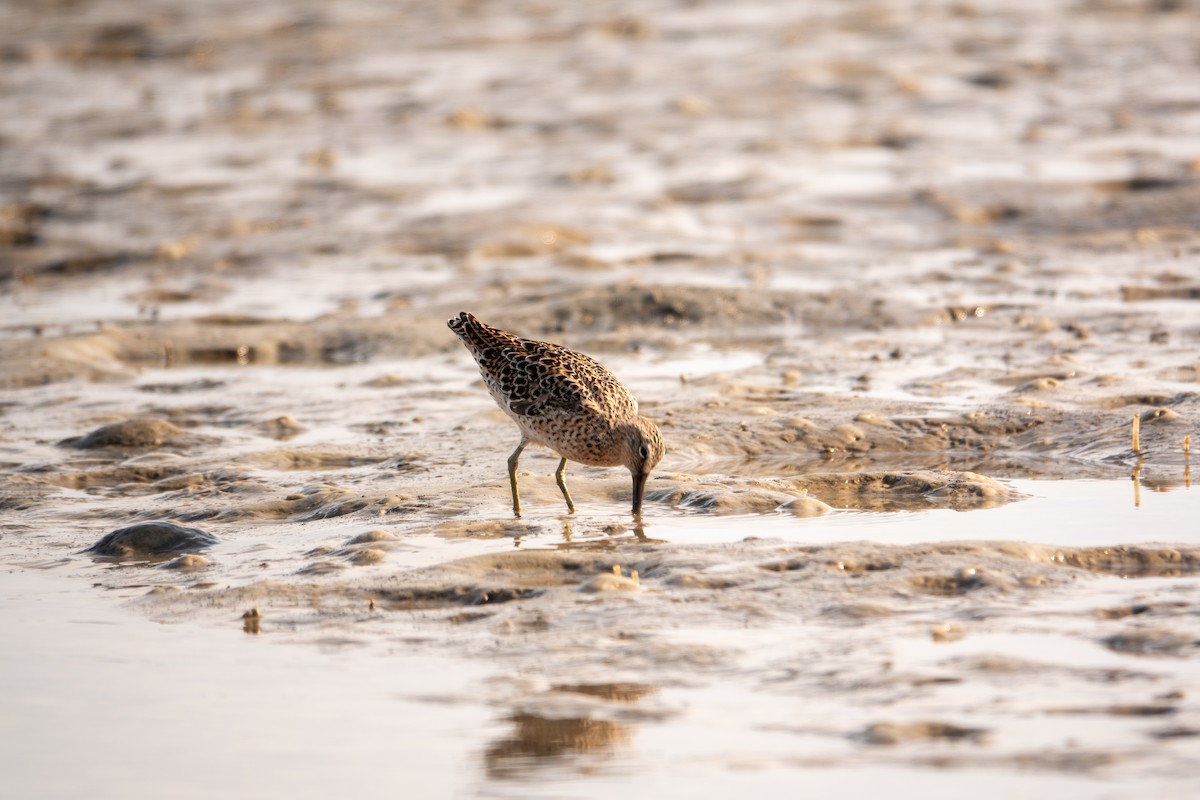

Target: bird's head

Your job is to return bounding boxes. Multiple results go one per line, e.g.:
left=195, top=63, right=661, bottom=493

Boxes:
left=620, top=416, right=665, bottom=515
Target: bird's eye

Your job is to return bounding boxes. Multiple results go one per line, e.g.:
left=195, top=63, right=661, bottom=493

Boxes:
left=639, top=444, right=650, bottom=459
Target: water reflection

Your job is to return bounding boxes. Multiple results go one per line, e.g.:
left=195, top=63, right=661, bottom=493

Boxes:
left=1185, top=437, right=1192, bottom=489
left=484, top=713, right=632, bottom=780
left=483, top=683, right=657, bottom=780
left=1132, top=458, right=1143, bottom=508
left=550, top=518, right=657, bottom=549
left=1130, top=453, right=1196, bottom=504
left=552, top=682, right=657, bottom=702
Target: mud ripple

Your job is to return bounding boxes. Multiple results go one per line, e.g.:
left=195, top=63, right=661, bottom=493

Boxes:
left=62, top=417, right=205, bottom=450
left=861, top=721, right=989, bottom=746
left=1103, top=630, right=1197, bottom=658
left=85, top=520, right=218, bottom=561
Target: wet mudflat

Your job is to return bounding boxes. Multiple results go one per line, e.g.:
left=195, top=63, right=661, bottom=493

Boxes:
left=2, top=0, right=1200, bottom=797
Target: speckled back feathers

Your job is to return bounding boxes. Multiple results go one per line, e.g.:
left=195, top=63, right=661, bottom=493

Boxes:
left=448, top=311, right=638, bottom=422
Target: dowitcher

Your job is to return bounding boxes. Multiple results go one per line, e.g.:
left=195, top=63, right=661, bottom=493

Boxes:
left=448, top=312, right=664, bottom=516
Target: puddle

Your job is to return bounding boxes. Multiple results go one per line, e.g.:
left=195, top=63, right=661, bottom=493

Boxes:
left=638, top=479, right=1198, bottom=548
left=0, top=570, right=495, bottom=799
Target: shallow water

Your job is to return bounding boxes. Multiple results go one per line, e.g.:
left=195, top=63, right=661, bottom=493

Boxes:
left=646, top=478, right=1198, bottom=548
left=3, top=0, right=1200, bottom=796
left=4, top=494, right=1199, bottom=800
left=0, top=571, right=494, bottom=800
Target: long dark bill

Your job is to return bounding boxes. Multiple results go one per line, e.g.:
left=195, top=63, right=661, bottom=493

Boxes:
left=631, top=470, right=648, bottom=515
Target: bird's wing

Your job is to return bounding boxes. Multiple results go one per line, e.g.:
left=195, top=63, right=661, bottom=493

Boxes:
left=502, top=343, right=635, bottom=419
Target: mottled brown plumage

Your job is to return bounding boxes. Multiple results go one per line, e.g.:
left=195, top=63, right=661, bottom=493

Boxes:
left=448, top=311, right=664, bottom=515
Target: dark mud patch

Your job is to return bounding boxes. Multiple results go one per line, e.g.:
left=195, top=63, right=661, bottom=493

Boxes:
left=137, top=539, right=1200, bottom=631
left=201, top=484, right=374, bottom=522
left=0, top=317, right=454, bottom=388
left=85, top=520, right=217, bottom=562
left=794, top=470, right=1021, bottom=511
left=1096, top=601, right=1191, bottom=620
left=297, top=561, right=347, bottom=576
left=663, top=388, right=1197, bottom=486
left=375, top=585, right=543, bottom=610
left=435, top=551, right=632, bottom=589
left=27, top=462, right=193, bottom=493
left=1103, top=630, right=1197, bottom=658
left=674, top=409, right=1048, bottom=466
left=666, top=573, right=744, bottom=590
left=909, top=568, right=1004, bottom=596
left=922, top=175, right=1200, bottom=237
left=137, top=378, right=226, bottom=394
left=944, top=654, right=1160, bottom=685
left=649, top=470, right=1018, bottom=514
left=432, top=519, right=559, bottom=540
left=646, top=480, right=814, bottom=514
left=246, top=449, right=390, bottom=471
left=141, top=549, right=643, bottom=619
left=860, top=721, right=989, bottom=746
left=1047, top=703, right=1179, bottom=717
left=1149, top=727, right=1200, bottom=740
left=122, top=478, right=417, bottom=525
left=1121, top=285, right=1200, bottom=302
left=0, top=334, right=131, bottom=388
left=0, top=477, right=61, bottom=512
left=4, top=248, right=155, bottom=286
left=763, top=541, right=1200, bottom=594
left=1044, top=547, right=1200, bottom=578
left=525, top=284, right=799, bottom=334
left=550, top=683, right=657, bottom=703
left=62, top=417, right=205, bottom=451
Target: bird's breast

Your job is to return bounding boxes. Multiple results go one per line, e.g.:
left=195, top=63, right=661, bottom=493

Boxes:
left=520, top=411, right=626, bottom=468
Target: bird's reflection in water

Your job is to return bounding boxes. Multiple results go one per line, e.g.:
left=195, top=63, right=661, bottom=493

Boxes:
left=483, top=683, right=657, bottom=780
left=483, top=713, right=632, bottom=780
left=512, top=517, right=655, bottom=550
left=554, top=517, right=656, bottom=549
left=552, top=682, right=656, bottom=702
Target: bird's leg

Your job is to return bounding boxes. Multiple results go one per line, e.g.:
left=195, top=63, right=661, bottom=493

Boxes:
left=554, top=457, right=576, bottom=514
left=507, top=440, right=528, bottom=517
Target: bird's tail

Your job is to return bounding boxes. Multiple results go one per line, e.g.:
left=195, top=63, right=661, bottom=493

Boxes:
left=447, top=311, right=506, bottom=352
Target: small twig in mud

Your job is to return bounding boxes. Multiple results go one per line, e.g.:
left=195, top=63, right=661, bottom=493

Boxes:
left=611, top=564, right=640, bottom=584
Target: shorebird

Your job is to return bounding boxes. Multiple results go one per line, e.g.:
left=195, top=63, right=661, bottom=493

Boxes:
left=448, top=312, right=664, bottom=516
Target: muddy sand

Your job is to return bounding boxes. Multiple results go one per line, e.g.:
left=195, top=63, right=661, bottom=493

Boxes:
left=2, top=0, right=1200, bottom=797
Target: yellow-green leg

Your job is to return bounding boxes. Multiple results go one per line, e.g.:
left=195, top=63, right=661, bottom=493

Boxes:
left=507, top=440, right=528, bottom=517
left=554, top=457, right=576, bottom=514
